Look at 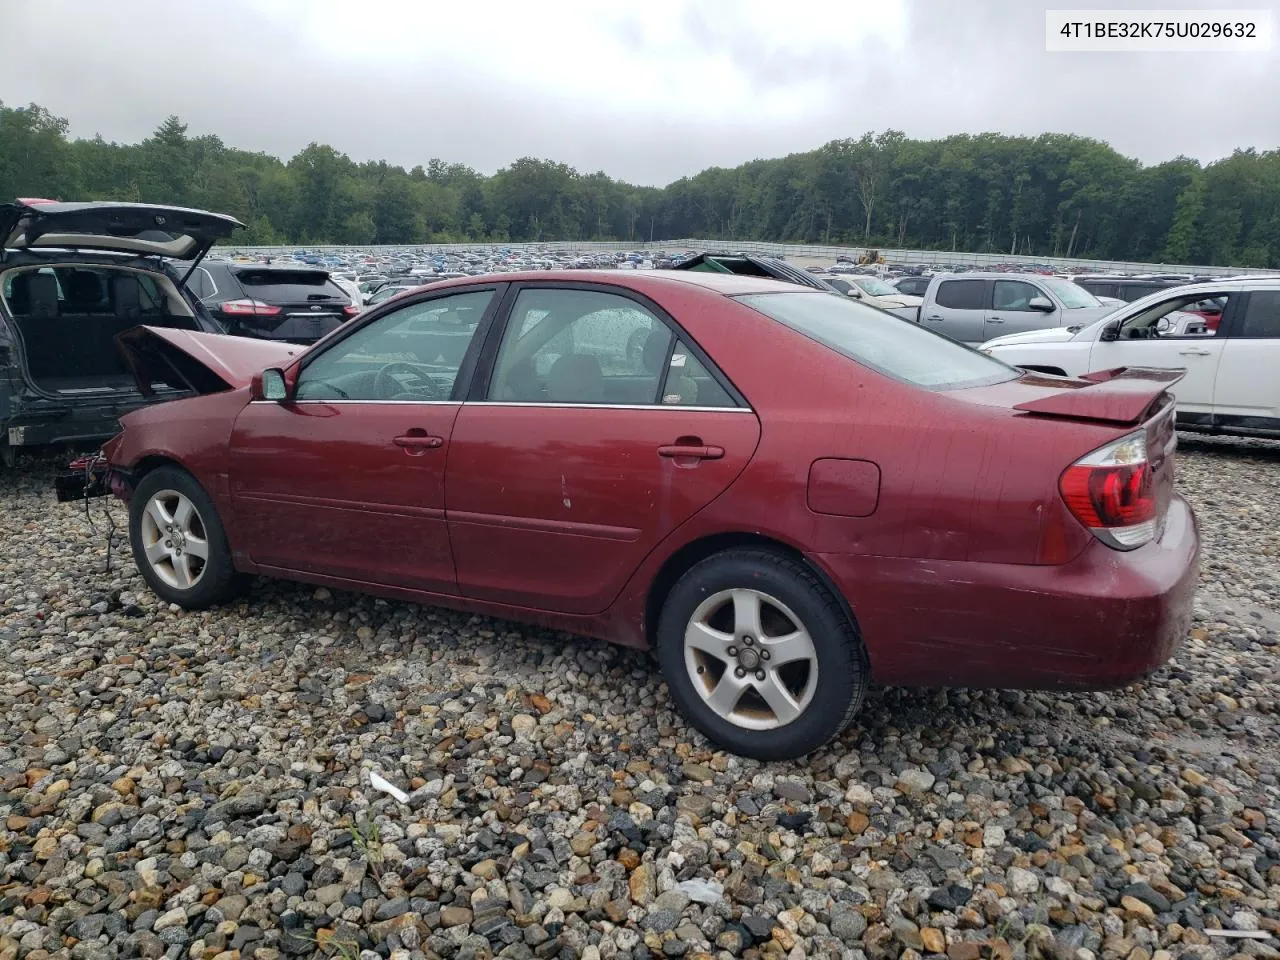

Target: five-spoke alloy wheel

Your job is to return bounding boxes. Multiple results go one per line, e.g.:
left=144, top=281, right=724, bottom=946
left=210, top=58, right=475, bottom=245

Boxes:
left=657, top=548, right=867, bottom=760
left=128, top=465, right=244, bottom=609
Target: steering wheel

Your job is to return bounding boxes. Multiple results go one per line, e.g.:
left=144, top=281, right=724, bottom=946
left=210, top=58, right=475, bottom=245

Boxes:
left=373, top=362, right=440, bottom=400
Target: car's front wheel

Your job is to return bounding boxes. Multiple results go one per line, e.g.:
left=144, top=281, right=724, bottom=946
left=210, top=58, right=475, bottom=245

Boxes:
left=656, top=548, right=868, bottom=761
left=128, top=465, right=244, bottom=609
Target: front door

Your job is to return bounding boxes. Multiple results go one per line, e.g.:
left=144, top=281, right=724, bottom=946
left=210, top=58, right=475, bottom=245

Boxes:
left=227, top=288, right=500, bottom=592
left=446, top=285, right=761, bottom=614
left=1087, top=290, right=1236, bottom=418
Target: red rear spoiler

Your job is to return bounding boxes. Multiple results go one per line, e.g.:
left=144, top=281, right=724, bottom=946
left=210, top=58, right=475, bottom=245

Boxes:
left=1013, top=367, right=1184, bottom=426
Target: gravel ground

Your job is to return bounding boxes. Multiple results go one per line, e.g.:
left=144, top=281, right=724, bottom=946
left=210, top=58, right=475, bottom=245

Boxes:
left=2, top=436, right=1279, bottom=960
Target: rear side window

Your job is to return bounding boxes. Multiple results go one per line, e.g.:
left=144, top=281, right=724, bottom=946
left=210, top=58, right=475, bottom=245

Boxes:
left=233, top=270, right=346, bottom=301
left=935, top=279, right=986, bottom=310
left=737, top=291, right=1017, bottom=390
left=1239, top=292, right=1280, bottom=338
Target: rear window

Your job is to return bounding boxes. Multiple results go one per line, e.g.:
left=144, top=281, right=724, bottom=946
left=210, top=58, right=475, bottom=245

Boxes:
left=935, top=279, right=985, bottom=309
left=736, top=291, right=1018, bottom=390
left=233, top=269, right=345, bottom=300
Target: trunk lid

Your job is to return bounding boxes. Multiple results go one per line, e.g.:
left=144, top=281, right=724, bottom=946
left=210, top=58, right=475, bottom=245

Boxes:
left=116, top=327, right=300, bottom=397
left=0, top=200, right=243, bottom=262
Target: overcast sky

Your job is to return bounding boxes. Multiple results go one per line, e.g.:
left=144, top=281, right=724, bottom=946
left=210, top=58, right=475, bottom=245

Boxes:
left=4, top=0, right=1278, bottom=186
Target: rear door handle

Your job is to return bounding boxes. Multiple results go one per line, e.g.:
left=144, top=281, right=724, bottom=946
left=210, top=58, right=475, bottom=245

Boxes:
left=925, top=315, right=944, bottom=321
left=658, top=444, right=725, bottom=461
left=1178, top=348, right=1211, bottom=356
left=987, top=316, right=1005, bottom=323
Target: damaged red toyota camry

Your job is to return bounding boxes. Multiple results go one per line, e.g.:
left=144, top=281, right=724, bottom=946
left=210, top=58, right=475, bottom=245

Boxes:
left=64, top=270, right=1200, bottom=760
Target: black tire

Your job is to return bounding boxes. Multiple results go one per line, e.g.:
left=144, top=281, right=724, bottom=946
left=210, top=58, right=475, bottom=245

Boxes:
left=655, top=548, right=867, bottom=761
left=128, top=465, right=245, bottom=609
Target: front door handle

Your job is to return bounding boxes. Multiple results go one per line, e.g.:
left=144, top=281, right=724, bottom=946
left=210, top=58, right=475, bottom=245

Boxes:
left=658, top=443, right=725, bottom=461
left=925, top=315, right=944, bottom=321
left=1177, top=348, right=1211, bottom=357
left=393, top=430, right=444, bottom=455
left=987, top=316, right=1005, bottom=323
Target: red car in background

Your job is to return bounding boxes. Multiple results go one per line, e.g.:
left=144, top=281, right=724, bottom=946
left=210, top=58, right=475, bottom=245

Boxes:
left=66, top=270, right=1199, bottom=760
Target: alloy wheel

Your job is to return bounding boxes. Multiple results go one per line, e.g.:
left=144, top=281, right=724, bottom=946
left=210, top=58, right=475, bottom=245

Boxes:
left=683, top=587, right=819, bottom=730
left=138, top=489, right=209, bottom=590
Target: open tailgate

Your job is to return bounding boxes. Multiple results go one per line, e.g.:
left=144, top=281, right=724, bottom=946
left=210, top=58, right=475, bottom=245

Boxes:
left=1013, top=367, right=1185, bottom=425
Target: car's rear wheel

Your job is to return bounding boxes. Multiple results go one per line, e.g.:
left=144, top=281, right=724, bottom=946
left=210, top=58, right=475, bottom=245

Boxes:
left=129, top=466, right=244, bottom=609
left=655, top=548, right=867, bottom=761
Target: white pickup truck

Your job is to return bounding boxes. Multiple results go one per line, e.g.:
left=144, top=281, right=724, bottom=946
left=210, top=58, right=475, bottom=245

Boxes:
left=980, top=278, right=1280, bottom=439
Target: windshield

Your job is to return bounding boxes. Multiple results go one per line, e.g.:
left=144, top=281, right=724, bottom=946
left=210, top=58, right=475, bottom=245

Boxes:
left=1040, top=277, right=1100, bottom=309
left=854, top=277, right=898, bottom=296
left=736, top=291, right=1018, bottom=390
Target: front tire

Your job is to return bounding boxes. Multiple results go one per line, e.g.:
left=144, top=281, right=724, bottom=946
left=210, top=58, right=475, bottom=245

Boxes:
left=128, top=465, right=244, bottom=609
left=655, top=549, right=867, bottom=761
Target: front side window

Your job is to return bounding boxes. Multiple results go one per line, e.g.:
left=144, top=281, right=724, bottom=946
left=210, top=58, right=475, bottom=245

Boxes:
left=489, top=288, right=671, bottom=404
left=1239, top=291, right=1280, bottom=338
left=1115, top=292, right=1230, bottom=339
left=295, top=290, right=493, bottom=401
left=992, top=280, right=1043, bottom=312
left=935, top=279, right=986, bottom=310
left=737, top=291, right=1017, bottom=390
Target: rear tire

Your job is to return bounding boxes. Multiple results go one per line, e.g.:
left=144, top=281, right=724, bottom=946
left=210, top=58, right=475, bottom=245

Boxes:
left=655, top=548, right=867, bottom=761
left=128, top=465, right=245, bottom=609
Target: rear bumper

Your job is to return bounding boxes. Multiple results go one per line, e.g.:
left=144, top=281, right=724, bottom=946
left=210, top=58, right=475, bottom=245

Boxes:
left=817, top=494, right=1200, bottom=690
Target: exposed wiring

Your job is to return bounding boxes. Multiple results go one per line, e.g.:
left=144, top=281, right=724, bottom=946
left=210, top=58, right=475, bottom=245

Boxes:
left=79, top=454, right=118, bottom=574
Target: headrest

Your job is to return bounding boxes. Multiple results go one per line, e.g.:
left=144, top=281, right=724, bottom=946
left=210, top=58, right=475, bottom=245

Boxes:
left=113, top=274, right=141, bottom=320
left=28, top=273, right=59, bottom=319
left=64, top=270, right=103, bottom=310
left=6, top=272, right=32, bottom=314
left=546, top=353, right=604, bottom=403
left=642, top=329, right=672, bottom=374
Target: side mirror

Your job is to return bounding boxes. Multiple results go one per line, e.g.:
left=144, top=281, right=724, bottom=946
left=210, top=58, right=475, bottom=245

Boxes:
left=848, top=287, right=863, bottom=298
left=1099, top=324, right=1120, bottom=342
left=1028, top=296, right=1055, bottom=312
left=252, top=367, right=290, bottom=402
left=1155, top=316, right=1173, bottom=334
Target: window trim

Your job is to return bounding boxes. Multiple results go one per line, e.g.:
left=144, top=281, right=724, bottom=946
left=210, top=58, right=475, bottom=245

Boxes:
left=466, top=280, right=749, bottom=410
left=291, top=282, right=508, bottom=402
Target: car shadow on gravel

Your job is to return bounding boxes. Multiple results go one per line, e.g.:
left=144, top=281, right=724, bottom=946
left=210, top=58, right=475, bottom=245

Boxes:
left=1176, top=431, right=1280, bottom=464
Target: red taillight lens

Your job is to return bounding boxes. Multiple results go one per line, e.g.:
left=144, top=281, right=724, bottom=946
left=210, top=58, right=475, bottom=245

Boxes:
left=342, top=304, right=360, bottom=318
left=1059, top=431, right=1158, bottom=550
left=220, top=298, right=281, bottom=316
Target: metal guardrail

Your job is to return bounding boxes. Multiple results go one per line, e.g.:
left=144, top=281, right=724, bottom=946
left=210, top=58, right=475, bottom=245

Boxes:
left=225, top=239, right=1272, bottom=277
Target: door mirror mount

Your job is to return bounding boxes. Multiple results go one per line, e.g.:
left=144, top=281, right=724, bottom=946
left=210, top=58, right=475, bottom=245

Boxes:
left=1027, top=296, right=1055, bottom=312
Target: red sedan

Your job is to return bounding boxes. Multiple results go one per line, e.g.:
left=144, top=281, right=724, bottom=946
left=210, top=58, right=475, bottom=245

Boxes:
left=83, top=270, right=1199, bottom=760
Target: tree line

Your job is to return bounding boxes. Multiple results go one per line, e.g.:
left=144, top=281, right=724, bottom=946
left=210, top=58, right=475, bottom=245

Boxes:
left=3, top=101, right=1279, bottom=267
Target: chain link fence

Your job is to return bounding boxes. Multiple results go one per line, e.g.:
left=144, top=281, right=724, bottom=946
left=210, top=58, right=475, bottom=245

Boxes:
left=226, top=239, right=1275, bottom=278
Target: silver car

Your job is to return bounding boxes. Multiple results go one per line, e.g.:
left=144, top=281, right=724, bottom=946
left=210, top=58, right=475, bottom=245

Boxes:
left=918, top=272, right=1119, bottom=345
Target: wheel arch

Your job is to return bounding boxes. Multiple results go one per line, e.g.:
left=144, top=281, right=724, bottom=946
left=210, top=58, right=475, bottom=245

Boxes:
left=643, top=532, right=864, bottom=653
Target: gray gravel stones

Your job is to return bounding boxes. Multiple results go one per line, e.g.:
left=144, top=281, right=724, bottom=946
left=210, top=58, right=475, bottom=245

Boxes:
left=2, top=435, right=1280, bottom=960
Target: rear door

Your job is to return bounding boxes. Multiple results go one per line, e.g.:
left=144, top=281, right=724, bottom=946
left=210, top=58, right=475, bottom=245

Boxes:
left=227, top=286, right=502, bottom=592
left=1211, top=289, right=1280, bottom=432
left=445, top=283, right=761, bottom=614
left=924, top=278, right=988, bottom=343
left=986, top=279, right=1060, bottom=339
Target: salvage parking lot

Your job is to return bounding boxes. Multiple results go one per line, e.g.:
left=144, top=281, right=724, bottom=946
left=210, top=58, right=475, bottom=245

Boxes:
left=1, top=435, right=1278, bottom=960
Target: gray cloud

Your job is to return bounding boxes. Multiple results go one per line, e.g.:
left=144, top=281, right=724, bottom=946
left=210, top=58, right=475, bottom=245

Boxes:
left=3, top=0, right=1278, bottom=186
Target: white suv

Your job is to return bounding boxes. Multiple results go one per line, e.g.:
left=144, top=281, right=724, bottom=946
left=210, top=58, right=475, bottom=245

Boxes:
left=980, top=278, right=1280, bottom=438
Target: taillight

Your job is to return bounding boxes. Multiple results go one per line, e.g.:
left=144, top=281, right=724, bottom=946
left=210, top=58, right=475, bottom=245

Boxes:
left=342, top=304, right=360, bottom=318
left=219, top=299, right=281, bottom=316
left=1059, top=431, right=1157, bottom=550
